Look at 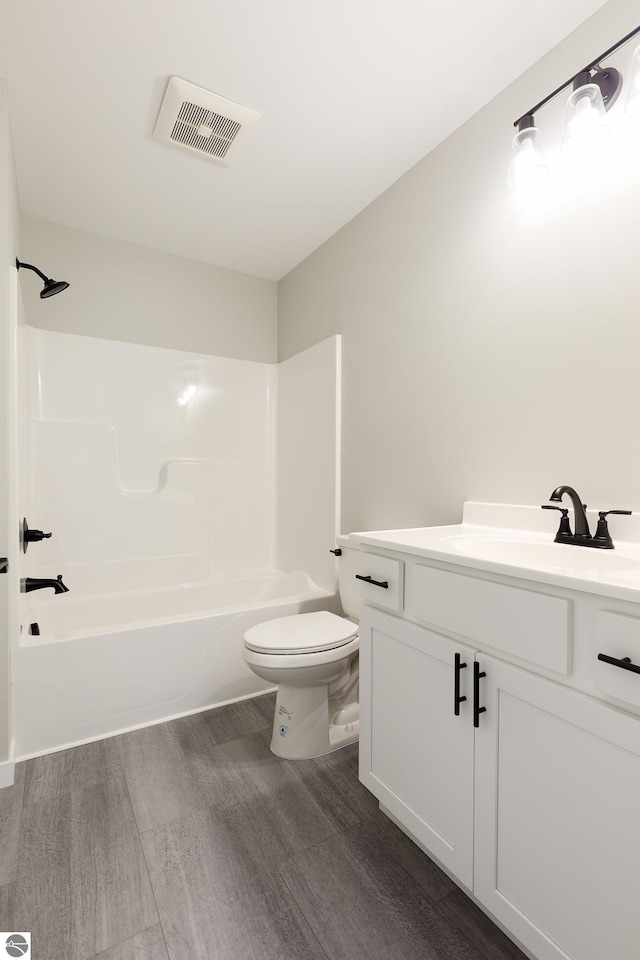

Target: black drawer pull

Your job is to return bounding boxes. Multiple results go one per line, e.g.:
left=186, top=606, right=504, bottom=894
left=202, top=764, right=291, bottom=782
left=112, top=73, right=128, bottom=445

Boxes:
left=473, top=661, right=486, bottom=728
left=597, top=653, right=640, bottom=675
left=454, top=652, right=467, bottom=716
left=355, top=574, right=389, bottom=589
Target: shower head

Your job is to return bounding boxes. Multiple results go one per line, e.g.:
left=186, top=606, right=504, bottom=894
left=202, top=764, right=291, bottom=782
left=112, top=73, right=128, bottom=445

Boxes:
left=40, top=277, right=70, bottom=298
left=16, top=259, right=70, bottom=299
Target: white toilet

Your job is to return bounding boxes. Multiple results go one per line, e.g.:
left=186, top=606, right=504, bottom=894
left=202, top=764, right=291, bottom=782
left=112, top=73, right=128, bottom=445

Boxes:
left=242, top=537, right=361, bottom=759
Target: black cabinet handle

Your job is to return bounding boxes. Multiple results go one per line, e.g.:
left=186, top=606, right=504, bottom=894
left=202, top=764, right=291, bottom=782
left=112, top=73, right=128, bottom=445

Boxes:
left=597, top=653, right=640, bottom=675
left=355, top=574, right=389, bottom=589
left=473, top=661, right=486, bottom=728
left=454, top=653, right=467, bottom=716
left=0, top=557, right=7, bottom=574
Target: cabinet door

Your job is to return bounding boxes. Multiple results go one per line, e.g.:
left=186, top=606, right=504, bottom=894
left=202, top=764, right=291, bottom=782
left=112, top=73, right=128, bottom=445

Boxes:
left=474, top=655, right=640, bottom=960
left=359, top=607, right=475, bottom=887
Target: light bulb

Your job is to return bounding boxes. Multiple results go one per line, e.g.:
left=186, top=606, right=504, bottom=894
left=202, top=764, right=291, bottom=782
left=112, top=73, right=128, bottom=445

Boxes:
left=507, top=120, right=548, bottom=189
left=561, top=81, right=608, bottom=157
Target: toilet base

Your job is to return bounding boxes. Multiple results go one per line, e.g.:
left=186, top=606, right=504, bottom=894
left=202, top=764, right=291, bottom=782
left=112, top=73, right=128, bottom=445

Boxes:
left=269, top=683, right=359, bottom=760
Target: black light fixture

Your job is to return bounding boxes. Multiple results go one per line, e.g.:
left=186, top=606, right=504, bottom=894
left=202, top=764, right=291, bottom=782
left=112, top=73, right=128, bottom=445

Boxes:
left=15, top=259, right=69, bottom=298
left=509, top=24, right=640, bottom=183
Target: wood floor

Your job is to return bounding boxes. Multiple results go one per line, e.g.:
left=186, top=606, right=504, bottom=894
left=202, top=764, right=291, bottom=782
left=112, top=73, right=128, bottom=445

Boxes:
left=0, top=693, right=527, bottom=960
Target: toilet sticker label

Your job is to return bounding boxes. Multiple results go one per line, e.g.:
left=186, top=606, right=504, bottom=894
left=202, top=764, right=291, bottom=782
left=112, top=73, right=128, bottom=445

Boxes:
left=278, top=704, right=292, bottom=737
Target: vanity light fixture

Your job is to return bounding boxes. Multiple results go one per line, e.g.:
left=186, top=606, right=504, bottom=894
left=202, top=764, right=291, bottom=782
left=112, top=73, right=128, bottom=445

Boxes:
left=507, top=114, right=548, bottom=187
left=16, top=259, right=69, bottom=298
left=509, top=24, right=640, bottom=183
left=624, top=44, right=640, bottom=116
left=561, top=71, right=612, bottom=157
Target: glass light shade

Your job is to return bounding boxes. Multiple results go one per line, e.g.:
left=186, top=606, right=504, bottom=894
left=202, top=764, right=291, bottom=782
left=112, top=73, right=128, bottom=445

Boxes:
left=624, top=45, right=640, bottom=117
left=507, top=125, right=548, bottom=188
left=561, top=82, right=608, bottom=157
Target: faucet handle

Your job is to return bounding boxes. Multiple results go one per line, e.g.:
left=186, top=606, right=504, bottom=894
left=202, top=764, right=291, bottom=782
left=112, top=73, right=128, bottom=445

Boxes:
left=541, top=504, right=572, bottom=540
left=592, top=510, right=632, bottom=549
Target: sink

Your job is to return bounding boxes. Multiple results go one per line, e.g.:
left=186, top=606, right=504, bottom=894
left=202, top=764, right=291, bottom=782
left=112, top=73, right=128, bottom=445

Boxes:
left=442, top=534, right=640, bottom=583
left=356, top=520, right=640, bottom=595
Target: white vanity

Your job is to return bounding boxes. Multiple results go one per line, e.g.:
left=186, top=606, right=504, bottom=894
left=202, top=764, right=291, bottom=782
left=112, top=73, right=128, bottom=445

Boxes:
left=353, top=502, right=640, bottom=960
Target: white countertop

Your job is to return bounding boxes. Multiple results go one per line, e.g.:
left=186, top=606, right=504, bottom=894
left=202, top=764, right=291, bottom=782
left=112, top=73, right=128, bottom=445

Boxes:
left=347, top=502, right=640, bottom=603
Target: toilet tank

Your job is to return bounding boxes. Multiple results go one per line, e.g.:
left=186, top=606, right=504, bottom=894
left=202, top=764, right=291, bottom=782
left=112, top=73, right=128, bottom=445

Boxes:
left=336, top=534, right=362, bottom=621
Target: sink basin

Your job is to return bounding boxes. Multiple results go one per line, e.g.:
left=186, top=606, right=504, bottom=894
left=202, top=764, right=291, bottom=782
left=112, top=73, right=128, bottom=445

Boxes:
left=442, top=534, right=640, bottom=583
left=356, top=520, right=640, bottom=595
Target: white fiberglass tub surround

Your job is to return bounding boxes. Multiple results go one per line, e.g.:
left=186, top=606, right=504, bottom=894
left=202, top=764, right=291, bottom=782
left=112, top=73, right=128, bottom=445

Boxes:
left=16, top=330, right=341, bottom=759
left=16, top=571, right=336, bottom=758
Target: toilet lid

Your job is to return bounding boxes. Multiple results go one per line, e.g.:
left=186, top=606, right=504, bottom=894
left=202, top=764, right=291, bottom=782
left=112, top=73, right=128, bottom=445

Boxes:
left=244, top=610, right=358, bottom=655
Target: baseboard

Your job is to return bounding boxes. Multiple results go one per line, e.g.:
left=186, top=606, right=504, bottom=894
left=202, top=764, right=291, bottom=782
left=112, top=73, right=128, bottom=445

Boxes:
left=0, top=740, right=16, bottom=789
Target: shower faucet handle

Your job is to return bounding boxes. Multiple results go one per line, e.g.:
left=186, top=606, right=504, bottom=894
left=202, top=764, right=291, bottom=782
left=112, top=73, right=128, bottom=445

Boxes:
left=26, top=529, right=52, bottom=542
left=22, top=518, right=52, bottom=554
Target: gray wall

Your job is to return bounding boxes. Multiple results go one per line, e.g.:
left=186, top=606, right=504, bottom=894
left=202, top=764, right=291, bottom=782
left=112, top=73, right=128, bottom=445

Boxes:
left=20, top=217, right=278, bottom=362
left=278, top=0, right=640, bottom=534
left=0, top=80, right=20, bottom=764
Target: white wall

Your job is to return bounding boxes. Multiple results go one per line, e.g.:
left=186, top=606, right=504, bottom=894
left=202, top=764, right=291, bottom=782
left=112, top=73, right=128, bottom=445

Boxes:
left=20, top=217, right=277, bottom=362
left=276, top=336, right=341, bottom=591
left=0, top=80, right=20, bottom=772
left=278, top=0, right=640, bottom=534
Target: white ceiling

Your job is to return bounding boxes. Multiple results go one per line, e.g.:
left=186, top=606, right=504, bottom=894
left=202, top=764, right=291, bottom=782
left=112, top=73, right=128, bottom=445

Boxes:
left=1, top=0, right=609, bottom=280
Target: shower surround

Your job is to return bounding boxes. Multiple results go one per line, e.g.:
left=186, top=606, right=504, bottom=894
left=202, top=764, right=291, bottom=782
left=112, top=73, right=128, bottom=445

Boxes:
left=15, top=328, right=340, bottom=757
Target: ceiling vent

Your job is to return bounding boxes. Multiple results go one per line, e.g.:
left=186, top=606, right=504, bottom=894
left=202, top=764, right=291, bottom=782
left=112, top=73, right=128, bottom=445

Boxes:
left=153, top=77, right=259, bottom=166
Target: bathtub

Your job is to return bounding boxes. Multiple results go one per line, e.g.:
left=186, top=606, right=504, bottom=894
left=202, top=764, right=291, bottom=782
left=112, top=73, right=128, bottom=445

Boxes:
left=14, top=570, right=337, bottom=759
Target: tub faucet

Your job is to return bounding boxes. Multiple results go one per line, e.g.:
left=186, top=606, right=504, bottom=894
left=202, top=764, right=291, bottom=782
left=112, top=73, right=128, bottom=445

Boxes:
left=549, top=485, right=591, bottom=539
left=22, top=575, right=69, bottom=595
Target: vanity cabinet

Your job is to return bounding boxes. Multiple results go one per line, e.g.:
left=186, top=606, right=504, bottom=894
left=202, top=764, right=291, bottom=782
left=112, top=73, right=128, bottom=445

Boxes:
left=475, top=655, right=640, bottom=960
left=359, top=610, right=475, bottom=886
left=359, top=568, right=640, bottom=960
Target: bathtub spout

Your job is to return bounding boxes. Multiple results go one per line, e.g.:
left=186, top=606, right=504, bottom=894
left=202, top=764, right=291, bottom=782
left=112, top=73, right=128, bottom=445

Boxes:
left=23, top=575, right=69, bottom=595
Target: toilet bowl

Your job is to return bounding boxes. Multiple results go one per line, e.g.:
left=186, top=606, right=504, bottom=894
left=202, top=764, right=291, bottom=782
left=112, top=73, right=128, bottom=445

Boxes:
left=242, top=537, right=362, bottom=759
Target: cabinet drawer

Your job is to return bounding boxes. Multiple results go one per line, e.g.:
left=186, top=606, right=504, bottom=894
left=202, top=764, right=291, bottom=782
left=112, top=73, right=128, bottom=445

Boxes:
left=357, top=553, right=404, bottom=613
left=405, top=562, right=570, bottom=673
left=594, top=611, right=640, bottom=709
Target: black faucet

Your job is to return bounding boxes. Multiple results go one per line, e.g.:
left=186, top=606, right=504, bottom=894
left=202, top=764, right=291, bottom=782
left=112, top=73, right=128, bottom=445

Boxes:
left=22, top=575, right=69, bottom=594
left=544, top=486, right=631, bottom=549
left=549, top=485, right=591, bottom=540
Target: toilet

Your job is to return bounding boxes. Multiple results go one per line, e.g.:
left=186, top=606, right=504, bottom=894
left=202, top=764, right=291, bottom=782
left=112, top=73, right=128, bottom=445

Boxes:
left=242, top=537, right=361, bottom=759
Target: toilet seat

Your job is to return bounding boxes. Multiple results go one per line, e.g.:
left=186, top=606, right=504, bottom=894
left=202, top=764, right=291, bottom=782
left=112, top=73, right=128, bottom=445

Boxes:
left=244, top=610, right=357, bottom=655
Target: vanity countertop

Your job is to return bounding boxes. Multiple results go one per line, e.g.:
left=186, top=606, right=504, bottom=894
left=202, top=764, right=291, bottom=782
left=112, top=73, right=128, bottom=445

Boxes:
left=350, top=501, right=640, bottom=603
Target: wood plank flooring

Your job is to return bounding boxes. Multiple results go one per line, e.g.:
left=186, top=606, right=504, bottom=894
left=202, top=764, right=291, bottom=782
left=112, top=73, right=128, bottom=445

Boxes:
left=2, top=693, right=527, bottom=960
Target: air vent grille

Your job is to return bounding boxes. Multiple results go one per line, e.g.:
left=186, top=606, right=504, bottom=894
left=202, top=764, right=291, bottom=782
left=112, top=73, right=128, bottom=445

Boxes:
left=171, top=101, right=242, bottom=159
left=153, top=77, right=259, bottom=166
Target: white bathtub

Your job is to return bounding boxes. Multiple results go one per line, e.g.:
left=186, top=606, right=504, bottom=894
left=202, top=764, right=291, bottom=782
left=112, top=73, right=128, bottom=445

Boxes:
left=14, top=570, right=336, bottom=759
